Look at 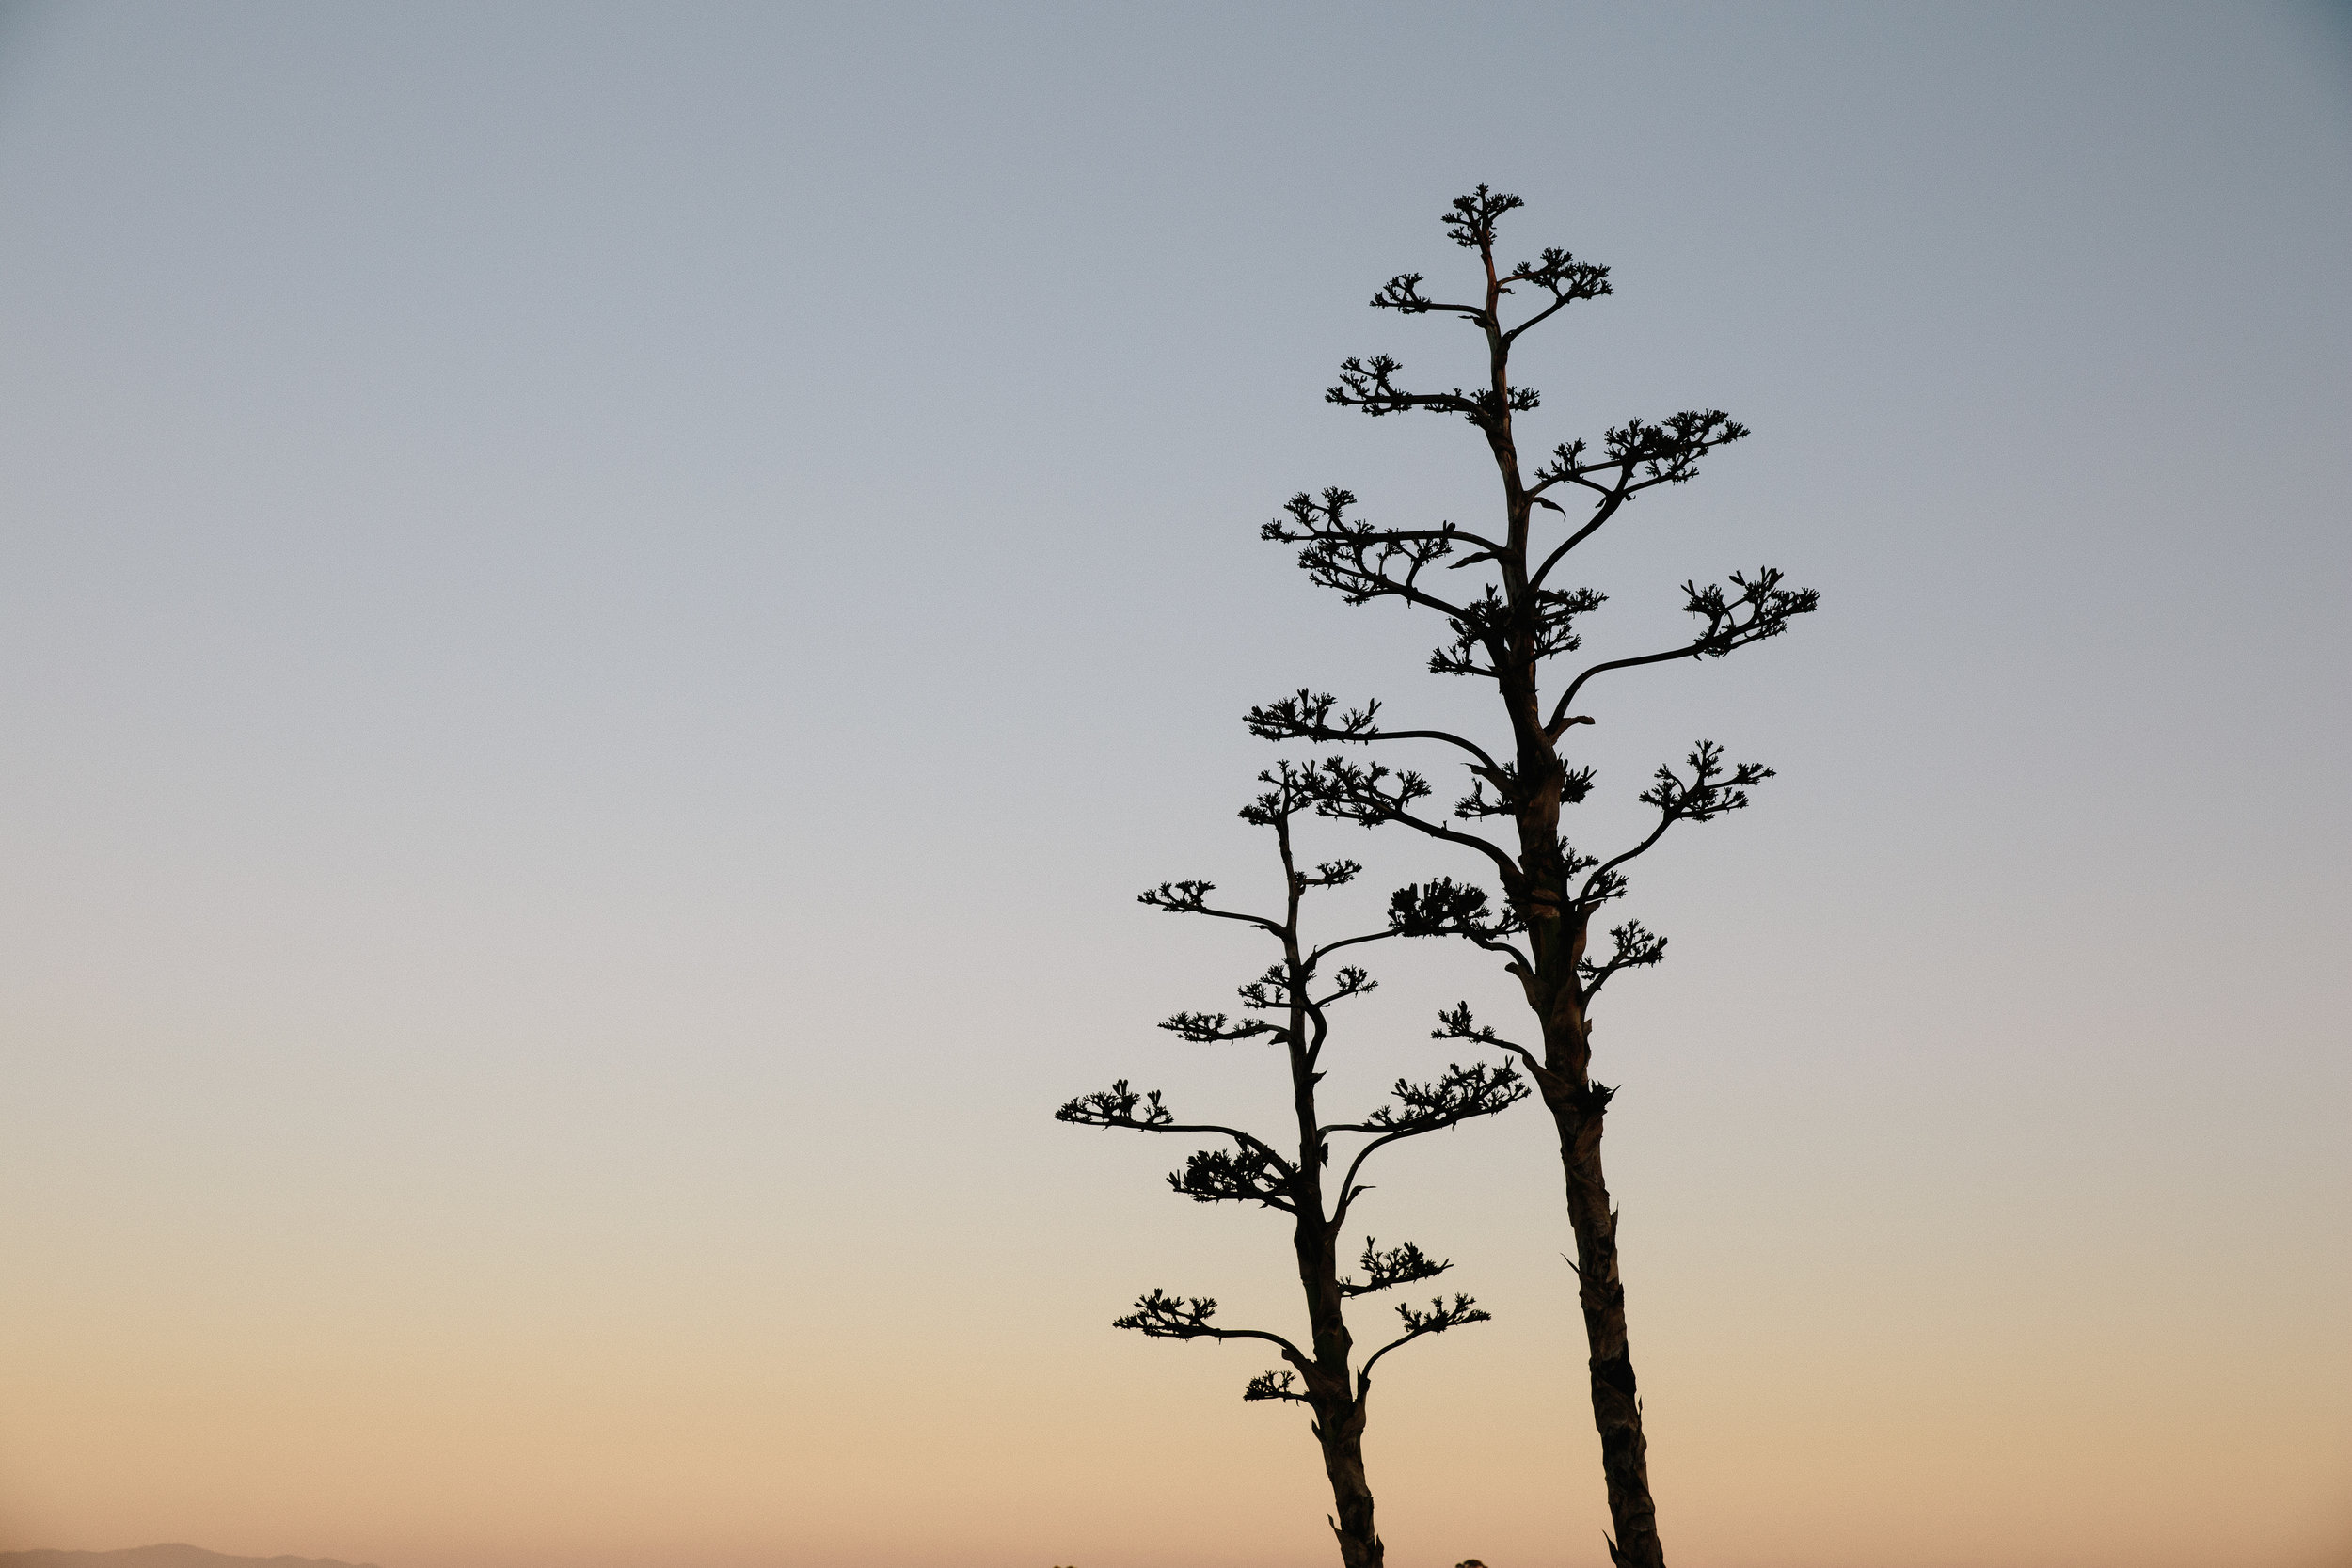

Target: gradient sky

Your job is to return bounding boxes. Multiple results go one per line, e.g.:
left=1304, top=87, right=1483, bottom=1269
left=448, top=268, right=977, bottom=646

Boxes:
left=3, top=5, right=2348, bottom=1567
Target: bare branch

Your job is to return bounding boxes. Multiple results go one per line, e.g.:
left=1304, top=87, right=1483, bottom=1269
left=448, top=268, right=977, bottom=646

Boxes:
left=1306, top=927, right=1403, bottom=967
left=1527, top=485, right=1630, bottom=591
left=1232, top=962, right=1300, bottom=1016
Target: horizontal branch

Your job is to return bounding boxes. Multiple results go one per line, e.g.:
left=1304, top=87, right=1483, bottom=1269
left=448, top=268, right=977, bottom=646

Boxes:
left=1055, top=1083, right=1296, bottom=1180
left=1263, top=488, right=1476, bottom=620
left=1054, top=1078, right=1171, bottom=1130
left=1136, top=879, right=1283, bottom=936
left=1115, top=1290, right=1306, bottom=1361
left=1246, top=689, right=1501, bottom=773
left=1161, top=1010, right=1280, bottom=1045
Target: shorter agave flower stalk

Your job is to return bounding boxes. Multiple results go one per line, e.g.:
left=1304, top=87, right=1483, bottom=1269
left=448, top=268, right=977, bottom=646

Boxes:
left=1057, top=763, right=1525, bottom=1568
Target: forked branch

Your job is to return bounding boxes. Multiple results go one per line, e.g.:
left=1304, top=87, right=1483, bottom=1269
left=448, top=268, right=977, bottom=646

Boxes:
left=1578, top=919, right=1669, bottom=998
left=1548, top=569, right=1819, bottom=735
left=1360, top=1293, right=1493, bottom=1383
left=1581, top=740, right=1773, bottom=909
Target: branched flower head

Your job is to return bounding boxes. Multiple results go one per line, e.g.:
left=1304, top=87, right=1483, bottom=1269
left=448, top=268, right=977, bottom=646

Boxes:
left=1580, top=920, right=1668, bottom=997
left=1442, top=185, right=1524, bottom=250
left=1160, top=1010, right=1277, bottom=1044
left=1430, top=1002, right=1504, bottom=1049
left=1056, top=1078, right=1174, bottom=1130
left=1263, top=489, right=1464, bottom=607
left=1504, top=245, right=1613, bottom=304
left=1114, top=1288, right=1220, bottom=1338
left=1395, top=1292, right=1491, bottom=1337
left=1341, top=1238, right=1454, bottom=1297
left=1681, top=567, right=1820, bottom=657
left=1246, top=688, right=1382, bottom=745
left=1639, top=740, right=1773, bottom=824
left=1327, top=356, right=1541, bottom=427
left=1168, top=1146, right=1297, bottom=1211
left=1237, top=758, right=1324, bottom=825
left=1138, top=879, right=1216, bottom=913
left=1243, top=1369, right=1311, bottom=1403
left=1304, top=755, right=1433, bottom=829
left=1235, top=963, right=1294, bottom=1013
left=1389, top=878, right=1521, bottom=942
left=1364, top=1061, right=1528, bottom=1132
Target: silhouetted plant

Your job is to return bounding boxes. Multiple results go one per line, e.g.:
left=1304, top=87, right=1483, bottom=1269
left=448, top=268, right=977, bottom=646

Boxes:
left=1057, top=763, right=1524, bottom=1568
left=1249, top=187, right=1819, bottom=1568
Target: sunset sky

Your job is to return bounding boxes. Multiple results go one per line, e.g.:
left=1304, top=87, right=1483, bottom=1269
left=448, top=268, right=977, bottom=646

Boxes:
left=3, top=4, right=2347, bottom=1567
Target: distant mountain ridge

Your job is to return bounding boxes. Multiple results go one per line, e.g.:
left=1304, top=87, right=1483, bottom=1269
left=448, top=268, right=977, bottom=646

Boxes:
left=0, top=1547, right=382, bottom=1568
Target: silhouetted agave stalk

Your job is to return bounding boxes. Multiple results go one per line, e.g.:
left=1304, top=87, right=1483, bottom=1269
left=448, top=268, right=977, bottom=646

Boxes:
left=1059, top=763, right=1523, bottom=1568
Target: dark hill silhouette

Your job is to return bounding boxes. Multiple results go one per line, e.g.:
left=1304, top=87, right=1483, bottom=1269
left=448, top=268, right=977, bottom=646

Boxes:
left=0, top=1548, right=380, bottom=1568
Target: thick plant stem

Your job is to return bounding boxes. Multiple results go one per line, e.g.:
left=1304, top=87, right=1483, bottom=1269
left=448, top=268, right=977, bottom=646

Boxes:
left=1480, top=287, right=1668, bottom=1559
left=1313, top=1397, right=1383, bottom=1568
left=1510, top=662, right=1664, bottom=1564
left=1550, top=1098, right=1661, bottom=1568
left=1519, top=889, right=1665, bottom=1563
left=1295, top=1178, right=1384, bottom=1568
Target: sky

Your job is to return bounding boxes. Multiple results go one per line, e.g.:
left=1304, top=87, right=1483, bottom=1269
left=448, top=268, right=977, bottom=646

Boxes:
left=2, top=4, right=2348, bottom=1567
